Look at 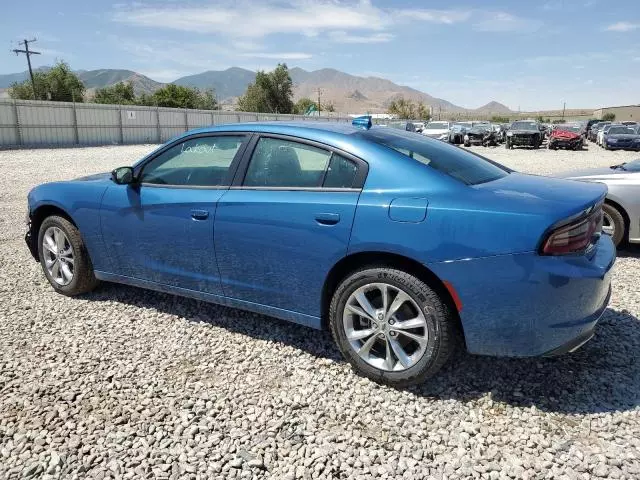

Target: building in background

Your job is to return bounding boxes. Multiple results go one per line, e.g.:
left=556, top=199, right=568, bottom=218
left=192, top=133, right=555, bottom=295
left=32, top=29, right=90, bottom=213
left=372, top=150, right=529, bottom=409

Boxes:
left=593, top=105, right=640, bottom=122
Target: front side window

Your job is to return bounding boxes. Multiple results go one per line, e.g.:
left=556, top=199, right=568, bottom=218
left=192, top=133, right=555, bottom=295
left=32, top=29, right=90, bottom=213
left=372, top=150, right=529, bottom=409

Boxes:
left=243, top=137, right=332, bottom=187
left=356, top=127, right=508, bottom=185
left=140, top=135, right=245, bottom=186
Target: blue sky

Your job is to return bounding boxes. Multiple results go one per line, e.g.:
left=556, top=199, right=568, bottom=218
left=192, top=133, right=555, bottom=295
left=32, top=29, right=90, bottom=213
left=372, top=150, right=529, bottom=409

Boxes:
left=2, top=0, right=639, bottom=110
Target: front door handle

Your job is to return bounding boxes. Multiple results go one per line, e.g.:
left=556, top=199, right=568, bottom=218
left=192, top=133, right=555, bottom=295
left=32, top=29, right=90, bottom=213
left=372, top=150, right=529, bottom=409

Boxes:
left=315, top=213, right=340, bottom=226
left=191, top=209, right=209, bottom=220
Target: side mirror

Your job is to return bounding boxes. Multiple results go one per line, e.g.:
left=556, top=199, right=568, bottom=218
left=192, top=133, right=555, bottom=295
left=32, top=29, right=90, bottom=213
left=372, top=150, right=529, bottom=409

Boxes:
left=111, top=166, right=135, bottom=185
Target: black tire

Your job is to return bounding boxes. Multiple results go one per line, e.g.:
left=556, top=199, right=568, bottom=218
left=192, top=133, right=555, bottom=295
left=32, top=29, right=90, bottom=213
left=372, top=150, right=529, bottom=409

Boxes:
left=37, top=215, right=99, bottom=296
left=329, top=267, right=458, bottom=387
left=602, top=203, right=626, bottom=247
left=464, top=142, right=470, bottom=147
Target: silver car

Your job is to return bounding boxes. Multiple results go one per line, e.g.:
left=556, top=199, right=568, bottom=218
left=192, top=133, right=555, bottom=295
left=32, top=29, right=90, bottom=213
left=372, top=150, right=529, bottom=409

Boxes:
left=555, top=159, right=640, bottom=247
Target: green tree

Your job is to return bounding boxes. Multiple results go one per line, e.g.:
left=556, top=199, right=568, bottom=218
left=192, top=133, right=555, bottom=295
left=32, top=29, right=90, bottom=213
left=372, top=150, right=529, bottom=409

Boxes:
left=416, top=103, right=431, bottom=121
left=237, top=63, right=294, bottom=113
left=323, top=102, right=335, bottom=113
left=552, top=119, right=567, bottom=124
left=602, top=112, right=616, bottom=122
left=139, top=84, right=217, bottom=109
left=388, top=97, right=431, bottom=120
left=9, top=61, right=85, bottom=101
left=387, top=97, right=415, bottom=119
left=294, top=97, right=316, bottom=114
left=93, top=82, right=136, bottom=105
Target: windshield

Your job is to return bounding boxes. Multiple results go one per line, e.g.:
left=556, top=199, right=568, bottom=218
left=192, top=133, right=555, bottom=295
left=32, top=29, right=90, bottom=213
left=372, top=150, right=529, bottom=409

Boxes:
left=511, top=122, right=538, bottom=131
left=608, top=126, right=636, bottom=135
left=425, top=122, right=449, bottom=130
left=556, top=125, right=581, bottom=133
left=357, top=127, right=509, bottom=185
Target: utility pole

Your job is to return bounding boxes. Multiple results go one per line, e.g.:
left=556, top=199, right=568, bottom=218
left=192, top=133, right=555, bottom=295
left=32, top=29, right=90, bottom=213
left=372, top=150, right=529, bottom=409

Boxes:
left=12, top=39, right=41, bottom=99
left=317, top=87, right=322, bottom=117
left=562, top=102, right=566, bottom=120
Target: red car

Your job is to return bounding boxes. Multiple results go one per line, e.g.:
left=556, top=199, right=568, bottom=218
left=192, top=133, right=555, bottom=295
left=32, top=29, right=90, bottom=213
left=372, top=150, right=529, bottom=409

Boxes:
left=548, top=125, right=584, bottom=150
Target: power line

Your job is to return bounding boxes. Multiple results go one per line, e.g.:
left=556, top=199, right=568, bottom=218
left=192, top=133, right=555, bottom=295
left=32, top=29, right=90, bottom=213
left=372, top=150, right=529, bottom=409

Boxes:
left=12, top=38, right=41, bottom=99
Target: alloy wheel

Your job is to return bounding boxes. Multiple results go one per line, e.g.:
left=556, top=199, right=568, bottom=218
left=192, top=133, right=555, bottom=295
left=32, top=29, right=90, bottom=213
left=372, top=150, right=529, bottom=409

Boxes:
left=42, top=226, right=75, bottom=286
left=602, top=211, right=615, bottom=237
left=343, top=283, right=428, bottom=372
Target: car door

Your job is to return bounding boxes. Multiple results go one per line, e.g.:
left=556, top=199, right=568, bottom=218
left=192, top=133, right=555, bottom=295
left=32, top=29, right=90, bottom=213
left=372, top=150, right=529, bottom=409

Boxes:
left=100, top=133, right=250, bottom=294
left=214, top=134, right=367, bottom=318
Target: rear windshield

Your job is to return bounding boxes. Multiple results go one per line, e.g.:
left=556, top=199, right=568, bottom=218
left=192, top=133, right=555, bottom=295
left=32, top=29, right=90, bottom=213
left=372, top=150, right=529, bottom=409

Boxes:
left=357, top=127, right=509, bottom=185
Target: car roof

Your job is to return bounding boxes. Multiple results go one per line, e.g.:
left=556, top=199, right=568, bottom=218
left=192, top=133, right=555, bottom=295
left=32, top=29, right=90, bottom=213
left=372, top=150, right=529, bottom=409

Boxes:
left=187, top=121, right=362, bottom=137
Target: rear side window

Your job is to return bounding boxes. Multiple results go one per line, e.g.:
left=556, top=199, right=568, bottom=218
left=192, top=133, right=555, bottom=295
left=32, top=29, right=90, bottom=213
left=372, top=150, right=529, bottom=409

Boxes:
left=356, top=128, right=508, bottom=185
left=324, top=154, right=358, bottom=188
left=244, top=137, right=331, bottom=187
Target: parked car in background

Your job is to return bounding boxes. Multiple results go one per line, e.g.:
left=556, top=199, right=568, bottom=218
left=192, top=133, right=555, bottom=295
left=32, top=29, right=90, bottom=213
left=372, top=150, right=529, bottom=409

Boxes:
left=588, top=122, right=607, bottom=142
left=388, top=121, right=418, bottom=133
left=422, top=121, right=451, bottom=141
left=24, top=119, right=615, bottom=386
left=548, top=124, right=584, bottom=150
left=585, top=119, right=601, bottom=134
left=413, top=122, right=425, bottom=133
left=603, top=125, right=640, bottom=151
left=555, top=158, right=640, bottom=246
left=597, top=123, right=614, bottom=146
left=448, top=123, right=468, bottom=144
left=464, top=124, right=497, bottom=147
left=621, top=121, right=638, bottom=126
left=506, top=121, right=543, bottom=149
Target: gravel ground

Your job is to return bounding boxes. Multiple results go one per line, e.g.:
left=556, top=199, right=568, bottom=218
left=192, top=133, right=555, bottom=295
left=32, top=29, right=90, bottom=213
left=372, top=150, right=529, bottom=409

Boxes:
left=1, top=141, right=639, bottom=480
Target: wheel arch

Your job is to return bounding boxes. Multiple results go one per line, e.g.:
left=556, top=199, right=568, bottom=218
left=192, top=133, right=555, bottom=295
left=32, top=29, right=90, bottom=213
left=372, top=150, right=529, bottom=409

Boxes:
left=321, top=251, right=465, bottom=342
left=30, top=204, right=78, bottom=258
left=604, top=197, right=630, bottom=241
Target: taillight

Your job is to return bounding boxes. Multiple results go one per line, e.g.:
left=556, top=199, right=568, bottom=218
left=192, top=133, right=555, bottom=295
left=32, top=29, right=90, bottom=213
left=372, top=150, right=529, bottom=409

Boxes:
left=541, top=206, right=602, bottom=255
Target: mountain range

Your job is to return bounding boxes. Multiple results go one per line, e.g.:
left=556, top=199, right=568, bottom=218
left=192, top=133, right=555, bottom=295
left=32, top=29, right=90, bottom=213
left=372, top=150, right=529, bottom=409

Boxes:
left=0, top=66, right=513, bottom=114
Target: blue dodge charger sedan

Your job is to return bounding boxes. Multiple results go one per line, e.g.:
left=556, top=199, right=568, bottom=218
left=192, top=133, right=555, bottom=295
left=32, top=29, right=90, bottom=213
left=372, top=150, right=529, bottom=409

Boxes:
left=25, top=118, right=615, bottom=386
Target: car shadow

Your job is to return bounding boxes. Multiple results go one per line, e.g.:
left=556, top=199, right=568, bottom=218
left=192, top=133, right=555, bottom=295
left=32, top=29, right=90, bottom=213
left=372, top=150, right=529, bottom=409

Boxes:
left=84, top=283, right=640, bottom=415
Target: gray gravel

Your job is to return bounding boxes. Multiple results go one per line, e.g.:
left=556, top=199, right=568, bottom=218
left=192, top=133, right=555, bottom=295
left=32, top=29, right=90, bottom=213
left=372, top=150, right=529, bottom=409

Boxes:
left=1, top=142, right=639, bottom=480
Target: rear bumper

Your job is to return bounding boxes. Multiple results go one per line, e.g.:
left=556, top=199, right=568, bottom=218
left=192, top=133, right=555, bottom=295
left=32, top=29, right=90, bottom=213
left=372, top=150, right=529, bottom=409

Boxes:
left=430, top=234, right=616, bottom=357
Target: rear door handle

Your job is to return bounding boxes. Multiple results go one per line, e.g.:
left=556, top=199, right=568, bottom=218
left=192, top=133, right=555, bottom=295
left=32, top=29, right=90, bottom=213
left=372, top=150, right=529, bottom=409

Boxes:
left=191, top=209, right=209, bottom=220
left=315, top=213, right=340, bottom=225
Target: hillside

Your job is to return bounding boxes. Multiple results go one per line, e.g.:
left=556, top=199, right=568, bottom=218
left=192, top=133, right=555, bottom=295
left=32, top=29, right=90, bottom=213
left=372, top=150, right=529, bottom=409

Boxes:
left=0, top=66, right=518, bottom=114
left=78, top=70, right=163, bottom=95
left=174, top=67, right=255, bottom=99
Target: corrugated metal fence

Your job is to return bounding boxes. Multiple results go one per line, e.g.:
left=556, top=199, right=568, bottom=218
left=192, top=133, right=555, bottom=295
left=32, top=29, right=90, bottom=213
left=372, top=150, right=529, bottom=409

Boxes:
left=0, top=99, right=356, bottom=148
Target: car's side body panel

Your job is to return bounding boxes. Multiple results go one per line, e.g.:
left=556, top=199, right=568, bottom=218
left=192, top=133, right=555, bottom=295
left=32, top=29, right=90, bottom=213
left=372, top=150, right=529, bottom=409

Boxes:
left=430, top=234, right=615, bottom=356
left=215, top=189, right=360, bottom=317
left=100, top=185, right=227, bottom=294
left=27, top=179, right=113, bottom=271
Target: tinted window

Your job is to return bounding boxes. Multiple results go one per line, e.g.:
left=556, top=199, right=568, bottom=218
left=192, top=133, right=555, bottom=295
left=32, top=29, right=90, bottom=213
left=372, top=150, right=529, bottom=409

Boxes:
left=357, top=128, right=508, bottom=185
left=140, top=136, right=245, bottom=186
left=244, top=137, right=331, bottom=187
left=324, top=154, right=358, bottom=188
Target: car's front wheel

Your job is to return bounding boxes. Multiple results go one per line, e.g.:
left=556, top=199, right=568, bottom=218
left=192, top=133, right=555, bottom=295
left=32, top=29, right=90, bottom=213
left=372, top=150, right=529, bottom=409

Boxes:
left=38, top=215, right=99, bottom=296
left=329, top=268, right=458, bottom=387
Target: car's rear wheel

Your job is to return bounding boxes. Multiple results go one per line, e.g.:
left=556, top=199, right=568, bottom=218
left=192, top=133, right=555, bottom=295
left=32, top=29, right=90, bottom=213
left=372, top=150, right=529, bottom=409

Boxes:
left=329, top=268, right=457, bottom=387
left=38, top=215, right=99, bottom=296
left=602, top=203, right=626, bottom=247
